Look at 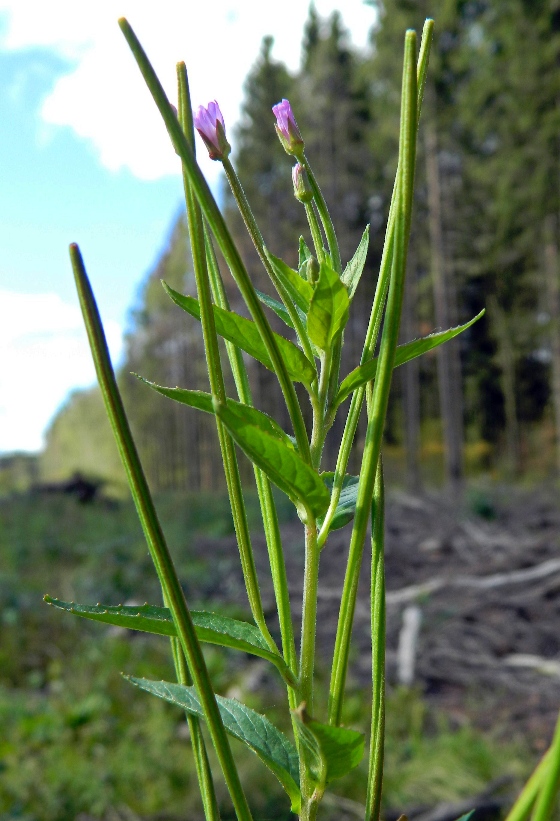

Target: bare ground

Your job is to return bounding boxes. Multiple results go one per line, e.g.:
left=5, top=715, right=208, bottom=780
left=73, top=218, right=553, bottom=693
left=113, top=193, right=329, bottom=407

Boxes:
left=188, top=484, right=560, bottom=750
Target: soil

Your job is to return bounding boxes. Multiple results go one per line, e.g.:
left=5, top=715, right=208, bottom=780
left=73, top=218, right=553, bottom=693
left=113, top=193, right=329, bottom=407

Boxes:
left=189, top=484, right=560, bottom=749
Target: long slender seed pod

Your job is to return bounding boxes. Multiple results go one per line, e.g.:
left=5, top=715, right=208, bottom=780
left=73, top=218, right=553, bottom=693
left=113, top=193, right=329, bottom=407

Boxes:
left=70, top=245, right=252, bottom=821
left=328, top=30, right=418, bottom=727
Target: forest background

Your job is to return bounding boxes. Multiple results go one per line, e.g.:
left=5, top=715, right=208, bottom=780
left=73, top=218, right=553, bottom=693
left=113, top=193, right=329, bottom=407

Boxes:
left=5, top=0, right=560, bottom=496
left=3, top=1, right=560, bottom=818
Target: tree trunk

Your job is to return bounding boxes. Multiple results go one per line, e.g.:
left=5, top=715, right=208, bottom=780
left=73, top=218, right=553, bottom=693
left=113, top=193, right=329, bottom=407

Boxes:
left=543, top=214, right=560, bottom=476
left=424, top=99, right=464, bottom=491
left=487, top=295, right=520, bottom=477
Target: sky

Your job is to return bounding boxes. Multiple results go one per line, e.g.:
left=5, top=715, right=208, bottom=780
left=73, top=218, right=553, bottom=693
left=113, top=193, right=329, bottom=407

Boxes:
left=0, top=0, right=376, bottom=454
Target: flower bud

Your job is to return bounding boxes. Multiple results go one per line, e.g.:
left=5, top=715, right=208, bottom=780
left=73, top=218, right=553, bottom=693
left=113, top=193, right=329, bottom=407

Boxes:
left=306, top=256, right=320, bottom=284
left=272, top=98, right=304, bottom=158
left=194, top=100, right=231, bottom=161
left=292, top=163, right=314, bottom=203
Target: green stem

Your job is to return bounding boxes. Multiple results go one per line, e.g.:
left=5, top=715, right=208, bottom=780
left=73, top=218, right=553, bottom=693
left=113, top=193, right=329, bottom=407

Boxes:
left=203, top=226, right=298, bottom=683
left=301, top=157, right=341, bottom=275
left=300, top=156, right=343, bottom=410
left=532, top=710, right=560, bottom=821
left=118, top=18, right=310, bottom=464
left=504, top=751, right=551, bottom=821
left=318, top=19, right=433, bottom=549
left=328, top=31, right=418, bottom=727
left=304, top=201, right=326, bottom=265
left=221, top=157, right=317, bottom=371
left=70, top=244, right=252, bottom=821
left=365, top=462, right=385, bottom=821
left=169, top=634, right=220, bottom=821
left=298, top=519, right=321, bottom=812
left=177, top=64, right=277, bottom=655
left=299, top=519, right=320, bottom=711
left=310, top=349, right=333, bottom=468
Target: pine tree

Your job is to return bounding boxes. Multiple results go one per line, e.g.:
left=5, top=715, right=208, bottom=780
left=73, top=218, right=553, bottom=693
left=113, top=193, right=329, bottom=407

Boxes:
left=121, top=213, right=223, bottom=491
left=456, top=0, right=560, bottom=473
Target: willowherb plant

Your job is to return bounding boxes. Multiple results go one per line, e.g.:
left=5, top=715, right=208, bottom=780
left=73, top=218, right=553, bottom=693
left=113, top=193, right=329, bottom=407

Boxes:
left=44, top=15, right=560, bottom=821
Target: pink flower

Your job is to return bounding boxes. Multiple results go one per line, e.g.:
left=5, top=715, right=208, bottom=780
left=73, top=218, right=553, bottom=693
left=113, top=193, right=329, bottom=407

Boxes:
left=272, top=99, right=304, bottom=157
left=194, top=100, right=230, bottom=161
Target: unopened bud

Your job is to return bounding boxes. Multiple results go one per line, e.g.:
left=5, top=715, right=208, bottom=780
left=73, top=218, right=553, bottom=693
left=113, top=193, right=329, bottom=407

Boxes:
left=306, top=256, right=320, bottom=284
left=194, top=100, right=231, bottom=161
left=272, top=98, right=304, bottom=158
left=292, top=163, right=314, bottom=203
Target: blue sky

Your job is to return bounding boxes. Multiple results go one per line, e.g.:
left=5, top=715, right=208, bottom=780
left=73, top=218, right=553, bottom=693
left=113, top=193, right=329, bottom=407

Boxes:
left=0, top=0, right=374, bottom=453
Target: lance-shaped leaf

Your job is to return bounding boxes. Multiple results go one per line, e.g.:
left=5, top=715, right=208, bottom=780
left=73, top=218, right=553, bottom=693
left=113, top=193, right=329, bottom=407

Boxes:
left=307, top=259, right=350, bottom=351
left=164, top=283, right=316, bottom=387
left=336, top=310, right=485, bottom=407
left=454, top=814, right=474, bottom=821
left=342, top=225, right=369, bottom=300
left=44, top=596, right=295, bottom=684
left=318, top=473, right=360, bottom=533
left=294, top=706, right=364, bottom=788
left=213, top=399, right=329, bottom=519
left=256, top=289, right=295, bottom=330
left=267, top=252, right=314, bottom=314
left=298, top=236, right=312, bottom=273
left=126, top=676, right=301, bottom=813
left=140, top=381, right=296, bottom=448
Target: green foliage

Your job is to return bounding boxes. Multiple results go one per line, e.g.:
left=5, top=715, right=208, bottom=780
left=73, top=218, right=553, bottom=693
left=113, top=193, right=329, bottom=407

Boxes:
left=318, top=472, right=359, bottom=533
left=294, top=707, right=364, bottom=787
left=307, top=259, right=350, bottom=350
left=336, top=310, right=485, bottom=406
left=140, top=380, right=294, bottom=448
left=267, top=252, right=314, bottom=313
left=255, top=288, right=296, bottom=329
left=44, top=597, right=294, bottom=683
left=0, top=495, right=541, bottom=819
left=164, top=283, right=316, bottom=386
left=341, top=225, right=370, bottom=300
left=126, top=676, right=302, bottom=813
left=214, top=398, right=330, bottom=518
left=20, top=6, right=560, bottom=820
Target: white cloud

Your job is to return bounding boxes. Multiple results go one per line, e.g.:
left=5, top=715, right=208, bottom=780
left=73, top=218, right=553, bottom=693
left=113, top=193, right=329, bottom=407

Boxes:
left=0, top=291, right=122, bottom=452
left=0, top=0, right=375, bottom=181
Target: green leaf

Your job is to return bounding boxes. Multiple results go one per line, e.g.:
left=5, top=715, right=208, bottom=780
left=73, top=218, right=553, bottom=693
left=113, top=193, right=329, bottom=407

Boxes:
left=267, top=252, right=314, bottom=313
left=318, top=473, right=360, bottom=533
left=164, top=283, right=316, bottom=387
left=342, top=225, right=369, bottom=300
left=294, top=707, right=364, bottom=788
left=298, top=236, right=312, bottom=273
left=454, top=814, right=475, bottom=821
left=256, top=289, right=295, bottom=330
left=140, top=381, right=296, bottom=449
left=214, top=399, right=329, bottom=519
left=336, top=310, right=485, bottom=406
left=43, top=596, right=295, bottom=683
left=307, top=260, right=350, bottom=351
left=127, top=676, right=301, bottom=813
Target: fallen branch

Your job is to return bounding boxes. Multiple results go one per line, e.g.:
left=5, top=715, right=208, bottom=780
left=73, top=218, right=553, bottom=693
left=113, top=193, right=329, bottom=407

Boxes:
left=384, top=557, right=560, bottom=606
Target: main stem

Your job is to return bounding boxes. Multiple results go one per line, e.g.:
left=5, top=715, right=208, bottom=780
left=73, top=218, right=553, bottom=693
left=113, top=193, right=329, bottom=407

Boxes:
left=299, top=519, right=321, bottom=819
